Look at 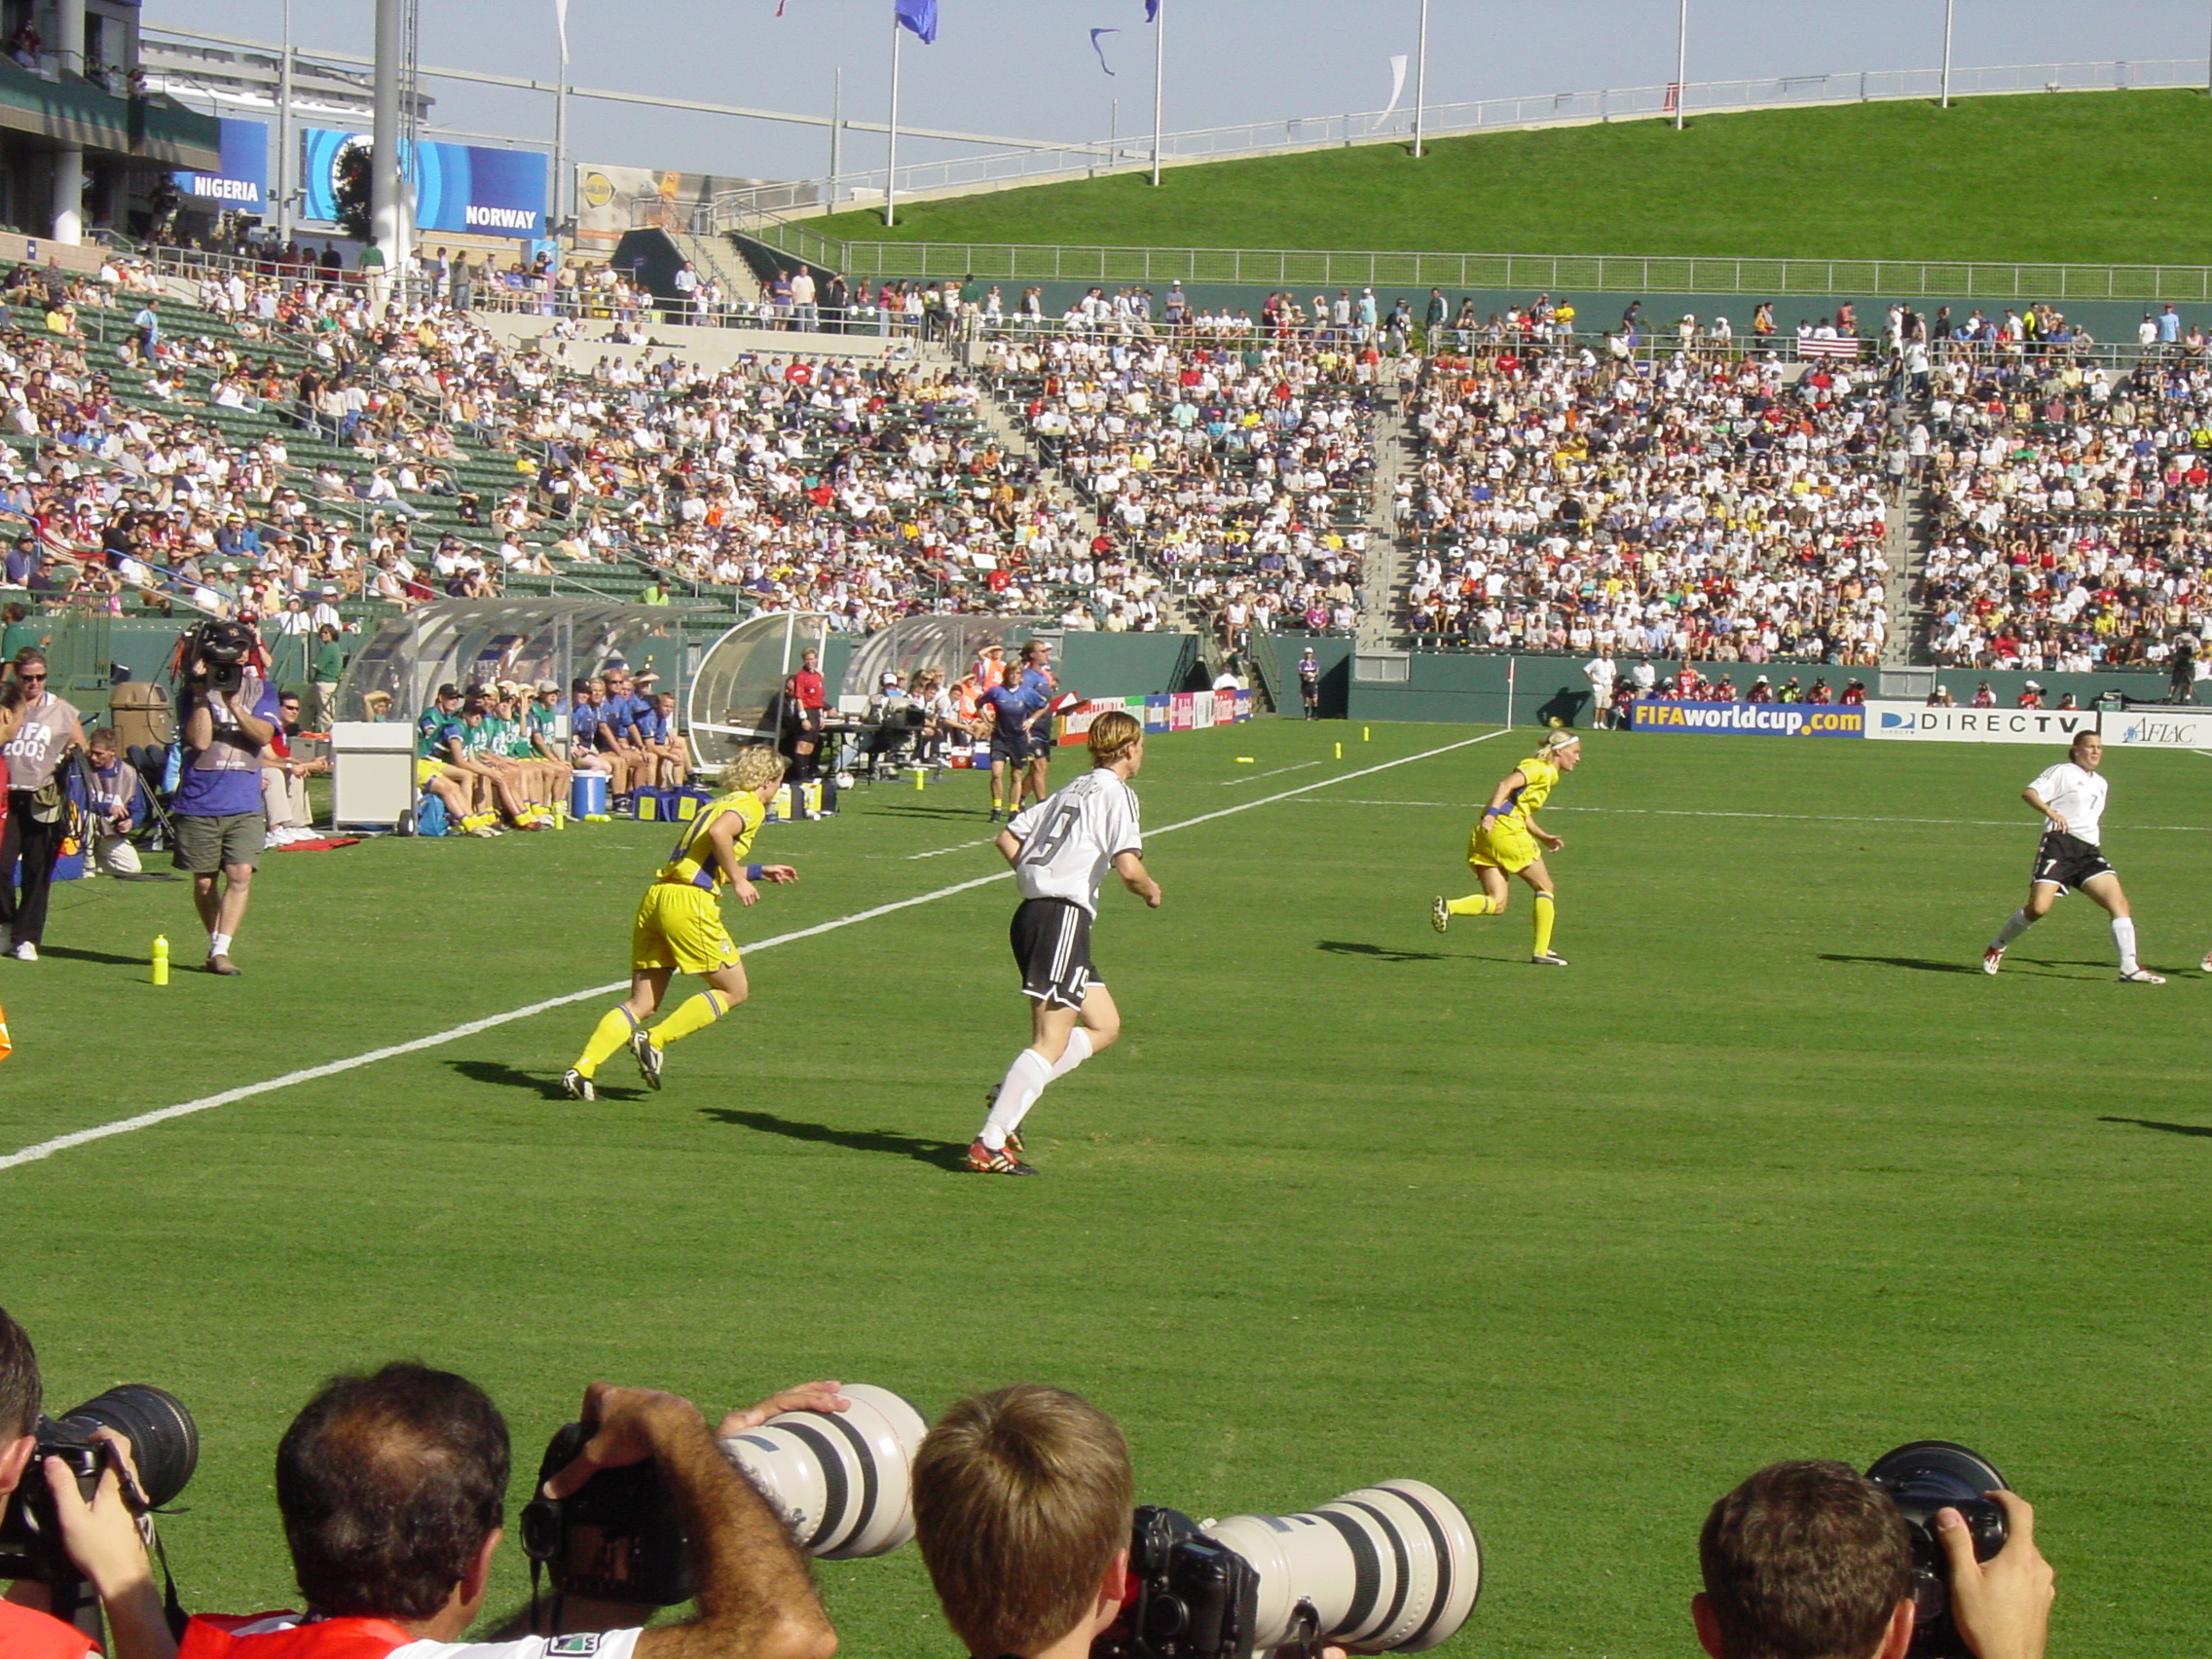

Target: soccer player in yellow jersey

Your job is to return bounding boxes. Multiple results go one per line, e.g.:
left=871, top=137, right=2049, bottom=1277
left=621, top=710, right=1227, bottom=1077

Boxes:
left=1430, top=728, right=1581, bottom=966
left=563, top=746, right=797, bottom=1099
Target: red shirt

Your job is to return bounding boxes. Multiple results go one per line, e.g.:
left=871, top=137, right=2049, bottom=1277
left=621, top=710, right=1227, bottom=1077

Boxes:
left=0, top=1599, right=98, bottom=1659
left=786, top=670, right=825, bottom=711
left=180, top=1613, right=412, bottom=1659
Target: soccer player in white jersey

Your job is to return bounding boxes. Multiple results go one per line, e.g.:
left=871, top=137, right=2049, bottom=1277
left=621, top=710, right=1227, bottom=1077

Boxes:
left=1983, top=731, right=2164, bottom=982
left=968, top=709, right=1161, bottom=1175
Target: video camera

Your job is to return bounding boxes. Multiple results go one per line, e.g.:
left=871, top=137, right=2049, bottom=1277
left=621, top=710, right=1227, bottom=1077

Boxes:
left=1865, top=1442, right=2010, bottom=1659
left=0, top=1384, right=199, bottom=1585
left=519, top=1383, right=927, bottom=1606
left=183, top=619, right=256, bottom=696
left=1094, top=1481, right=1481, bottom=1659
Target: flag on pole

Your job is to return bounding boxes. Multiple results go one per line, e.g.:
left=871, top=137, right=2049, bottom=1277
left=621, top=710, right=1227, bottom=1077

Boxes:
left=1382, top=54, right=1408, bottom=119
left=554, top=0, right=570, bottom=63
left=1089, top=27, right=1120, bottom=74
left=896, top=0, right=938, bottom=43
left=1144, top=0, right=1158, bottom=18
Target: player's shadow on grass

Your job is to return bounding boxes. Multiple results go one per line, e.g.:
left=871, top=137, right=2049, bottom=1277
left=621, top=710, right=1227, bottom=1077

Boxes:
left=35, top=942, right=156, bottom=968
left=2101, top=1115, right=2212, bottom=1139
left=699, top=1106, right=970, bottom=1171
left=446, top=1058, right=643, bottom=1102
left=872, top=805, right=996, bottom=821
left=1319, top=940, right=1451, bottom=963
left=1818, top=953, right=1987, bottom=976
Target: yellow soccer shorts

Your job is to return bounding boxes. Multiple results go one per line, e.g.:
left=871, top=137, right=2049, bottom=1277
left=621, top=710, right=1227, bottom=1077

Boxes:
left=1468, top=822, right=1538, bottom=874
left=415, top=757, right=448, bottom=786
left=632, top=881, right=741, bottom=976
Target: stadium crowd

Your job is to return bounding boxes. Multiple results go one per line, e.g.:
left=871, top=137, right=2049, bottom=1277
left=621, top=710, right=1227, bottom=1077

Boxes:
left=1396, top=346, right=1893, bottom=665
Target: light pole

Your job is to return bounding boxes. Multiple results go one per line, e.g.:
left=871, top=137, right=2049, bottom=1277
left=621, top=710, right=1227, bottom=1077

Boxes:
left=1413, top=0, right=1429, bottom=157
left=1941, top=0, right=1955, bottom=108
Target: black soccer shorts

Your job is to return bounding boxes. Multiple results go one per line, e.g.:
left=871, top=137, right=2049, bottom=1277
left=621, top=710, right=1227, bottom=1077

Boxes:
left=1010, top=897, right=1097, bottom=1010
left=2032, top=830, right=2115, bottom=895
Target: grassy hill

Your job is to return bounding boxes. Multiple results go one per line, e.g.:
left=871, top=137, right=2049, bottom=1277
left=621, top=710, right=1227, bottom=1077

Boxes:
left=815, top=89, right=2212, bottom=264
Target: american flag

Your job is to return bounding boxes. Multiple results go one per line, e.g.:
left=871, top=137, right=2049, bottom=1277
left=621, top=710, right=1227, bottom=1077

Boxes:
left=1796, top=337, right=1865, bottom=360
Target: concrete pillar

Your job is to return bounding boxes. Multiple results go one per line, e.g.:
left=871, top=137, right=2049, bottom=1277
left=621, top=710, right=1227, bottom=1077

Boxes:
left=370, top=0, right=410, bottom=273
left=52, top=0, right=86, bottom=242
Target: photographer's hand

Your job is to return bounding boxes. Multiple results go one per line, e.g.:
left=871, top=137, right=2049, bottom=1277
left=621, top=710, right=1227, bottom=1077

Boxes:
left=717, top=1381, right=847, bottom=1440
left=1938, top=1492, right=2052, bottom=1659
left=542, top=1382, right=696, bottom=1498
left=47, top=1430, right=175, bottom=1659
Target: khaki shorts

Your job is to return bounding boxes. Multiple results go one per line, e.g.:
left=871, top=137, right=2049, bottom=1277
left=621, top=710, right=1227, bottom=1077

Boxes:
left=173, top=810, right=265, bottom=874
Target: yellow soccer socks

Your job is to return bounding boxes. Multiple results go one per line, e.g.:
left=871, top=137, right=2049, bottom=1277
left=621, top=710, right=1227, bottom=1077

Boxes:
left=1531, top=892, right=1558, bottom=958
left=1446, top=894, right=1497, bottom=916
left=649, top=989, right=726, bottom=1051
left=573, top=1006, right=637, bottom=1079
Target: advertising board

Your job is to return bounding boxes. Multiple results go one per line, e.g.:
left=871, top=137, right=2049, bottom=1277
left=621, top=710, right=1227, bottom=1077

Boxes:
left=1862, top=702, right=2097, bottom=745
left=2096, top=706, right=2212, bottom=748
left=302, top=129, right=548, bottom=239
left=173, top=118, right=266, bottom=213
left=1632, top=701, right=1864, bottom=737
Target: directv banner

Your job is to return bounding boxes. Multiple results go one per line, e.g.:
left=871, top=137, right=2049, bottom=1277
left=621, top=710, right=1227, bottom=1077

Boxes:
left=1862, top=702, right=2095, bottom=745
left=1633, top=700, right=1864, bottom=737
left=302, top=129, right=547, bottom=238
left=174, top=118, right=266, bottom=212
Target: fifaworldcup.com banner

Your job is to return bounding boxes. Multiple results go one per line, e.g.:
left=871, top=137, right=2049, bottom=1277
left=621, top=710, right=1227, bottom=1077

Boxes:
left=1633, top=700, right=1864, bottom=737
left=301, top=129, right=548, bottom=239
left=1861, top=702, right=2094, bottom=745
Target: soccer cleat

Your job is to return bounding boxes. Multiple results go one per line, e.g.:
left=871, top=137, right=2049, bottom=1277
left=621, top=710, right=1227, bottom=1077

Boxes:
left=2201, top=948, right=2212, bottom=974
left=985, top=809, right=1001, bottom=823
left=978, top=1084, right=1020, bottom=1155
left=1981, top=945, right=2005, bottom=976
left=1430, top=895, right=1450, bottom=934
left=966, top=1137, right=1037, bottom=1175
left=2119, top=968, right=2167, bottom=984
left=205, top=953, right=240, bottom=977
left=562, top=1068, right=596, bottom=1101
left=10, top=940, right=33, bottom=962
left=1530, top=951, right=1569, bottom=967
left=630, top=1024, right=664, bottom=1090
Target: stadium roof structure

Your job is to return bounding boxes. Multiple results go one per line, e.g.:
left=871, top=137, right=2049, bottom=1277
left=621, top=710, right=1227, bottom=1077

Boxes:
left=686, top=609, right=835, bottom=769
left=336, top=597, right=697, bottom=724
left=841, top=614, right=1048, bottom=700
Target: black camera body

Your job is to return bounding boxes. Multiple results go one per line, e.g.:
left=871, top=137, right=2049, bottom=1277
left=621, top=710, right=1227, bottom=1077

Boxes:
left=1866, top=1442, right=2009, bottom=1659
left=0, top=1384, right=198, bottom=1584
left=186, top=619, right=253, bottom=696
left=1093, top=1507, right=1264, bottom=1659
left=519, top=1421, right=695, bottom=1608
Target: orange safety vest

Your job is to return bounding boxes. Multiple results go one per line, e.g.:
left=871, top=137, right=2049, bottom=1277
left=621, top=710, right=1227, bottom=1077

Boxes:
left=179, top=1613, right=416, bottom=1659
left=0, top=1598, right=98, bottom=1659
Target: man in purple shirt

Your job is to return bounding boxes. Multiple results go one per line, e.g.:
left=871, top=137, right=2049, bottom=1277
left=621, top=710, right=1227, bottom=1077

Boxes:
left=172, top=620, right=278, bottom=975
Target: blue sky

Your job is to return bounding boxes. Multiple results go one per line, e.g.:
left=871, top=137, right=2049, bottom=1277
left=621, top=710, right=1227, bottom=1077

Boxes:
left=153, top=0, right=2212, bottom=183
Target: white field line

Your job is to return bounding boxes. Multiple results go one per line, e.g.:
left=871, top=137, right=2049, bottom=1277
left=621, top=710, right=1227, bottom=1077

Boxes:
left=0, top=730, right=1510, bottom=1174
left=906, top=836, right=996, bottom=860
left=1217, top=759, right=1322, bottom=785
left=1298, top=799, right=2212, bottom=833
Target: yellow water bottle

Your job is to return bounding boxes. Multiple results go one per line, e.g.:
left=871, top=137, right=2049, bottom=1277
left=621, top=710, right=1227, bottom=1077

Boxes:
left=151, top=934, right=169, bottom=987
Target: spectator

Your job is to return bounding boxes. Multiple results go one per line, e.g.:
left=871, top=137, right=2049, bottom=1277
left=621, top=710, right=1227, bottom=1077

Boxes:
left=84, top=725, right=142, bottom=875
left=261, top=690, right=328, bottom=846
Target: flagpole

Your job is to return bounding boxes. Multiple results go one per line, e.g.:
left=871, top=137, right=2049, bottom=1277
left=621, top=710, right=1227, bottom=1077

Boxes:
left=552, top=32, right=569, bottom=235
left=1675, top=0, right=1687, bottom=130
left=1150, top=0, right=1163, bottom=187
left=886, top=17, right=901, bottom=226
left=1413, top=0, right=1429, bottom=157
left=1940, top=0, right=1955, bottom=108
left=830, top=66, right=842, bottom=208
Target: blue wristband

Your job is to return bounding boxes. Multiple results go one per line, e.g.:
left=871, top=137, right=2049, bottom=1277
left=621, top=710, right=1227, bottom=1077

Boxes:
left=745, top=863, right=765, bottom=880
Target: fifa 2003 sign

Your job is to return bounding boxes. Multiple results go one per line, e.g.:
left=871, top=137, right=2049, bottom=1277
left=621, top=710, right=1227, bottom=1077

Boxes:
left=1632, top=700, right=1865, bottom=737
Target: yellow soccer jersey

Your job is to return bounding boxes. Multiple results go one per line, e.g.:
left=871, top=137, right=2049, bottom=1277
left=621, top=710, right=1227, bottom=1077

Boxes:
left=1490, top=756, right=1560, bottom=835
left=656, top=792, right=765, bottom=890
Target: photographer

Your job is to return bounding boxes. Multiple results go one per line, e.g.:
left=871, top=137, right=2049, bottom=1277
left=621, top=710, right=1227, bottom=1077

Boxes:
left=0, top=1309, right=176, bottom=1659
left=178, top=1365, right=837, bottom=1659
left=1693, top=1460, right=2052, bottom=1659
left=172, top=622, right=277, bottom=976
left=0, top=647, right=83, bottom=962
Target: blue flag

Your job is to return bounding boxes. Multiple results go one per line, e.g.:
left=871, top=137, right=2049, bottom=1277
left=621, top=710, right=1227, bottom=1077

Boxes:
left=1144, top=0, right=1158, bottom=19
left=1089, top=27, right=1119, bottom=74
left=896, top=0, right=937, bottom=42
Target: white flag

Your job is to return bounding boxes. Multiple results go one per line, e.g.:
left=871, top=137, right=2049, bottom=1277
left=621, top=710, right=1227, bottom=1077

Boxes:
left=1382, top=54, right=1409, bottom=119
left=554, top=0, right=570, bottom=64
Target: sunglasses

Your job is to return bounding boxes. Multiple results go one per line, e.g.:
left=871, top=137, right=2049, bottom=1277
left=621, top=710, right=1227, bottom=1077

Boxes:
left=16, top=672, right=45, bottom=682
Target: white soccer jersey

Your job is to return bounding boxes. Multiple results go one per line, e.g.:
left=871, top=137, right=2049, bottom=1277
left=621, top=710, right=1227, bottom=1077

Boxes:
left=2027, top=760, right=2107, bottom=845
left=1008, top=767, right=1142, bottom=914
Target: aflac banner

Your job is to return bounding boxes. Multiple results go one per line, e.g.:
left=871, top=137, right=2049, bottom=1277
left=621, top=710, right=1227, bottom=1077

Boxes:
left=1633, top=700, right=1864, bottom=737
left=1862, top=702, right=2094, bottom=745
left=2099, top=706, right=2212, bottom=748
left=174, top=118, right=266, bottom=213
left=302, top=129, right=547, bottom=239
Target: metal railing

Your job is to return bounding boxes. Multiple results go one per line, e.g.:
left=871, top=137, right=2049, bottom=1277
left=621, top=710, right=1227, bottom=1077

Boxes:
left=734, top=56, right=2206, bottom=221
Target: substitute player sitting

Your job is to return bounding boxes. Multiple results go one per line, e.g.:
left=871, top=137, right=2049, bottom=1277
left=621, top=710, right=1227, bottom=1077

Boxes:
left=1982, top=730, right=2163, bottom=982
left=563, top=746, right=798, bottom=1100
left=968, top=710, right=1161, bottom=1176
left=1431, top=728, right=1581, bottom=967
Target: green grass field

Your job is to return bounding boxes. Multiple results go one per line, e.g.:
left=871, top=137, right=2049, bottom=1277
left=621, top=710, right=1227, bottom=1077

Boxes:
left=6, top=720, right=2209, bottom=1657
left=814, top=90, right=2212, bottom=265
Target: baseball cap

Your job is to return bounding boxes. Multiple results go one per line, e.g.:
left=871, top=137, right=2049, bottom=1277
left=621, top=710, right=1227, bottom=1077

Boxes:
left=436, top=682, right=461, bottom=699
left=535, top=678, right=561, bottom=694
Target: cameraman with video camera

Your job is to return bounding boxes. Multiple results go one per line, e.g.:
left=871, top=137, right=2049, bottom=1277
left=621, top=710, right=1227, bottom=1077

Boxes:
left=0, top=1309, right=177, bottom=1659
left=171, top=621, right=277, bottom=977
left=179, top=1364, right=837, bottom=1659
left=1694, top=1458, right=2053, bottom=1659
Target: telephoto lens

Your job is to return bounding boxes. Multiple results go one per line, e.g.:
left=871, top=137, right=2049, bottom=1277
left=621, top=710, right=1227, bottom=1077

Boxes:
left=719, top=1383, right=928, bottom=1559
left=54, top=1386, right=201, bottom=1508
left=1865, top=1442, right=2009, bottom=1659
left=1203, top=1479, right=1482, bottom=1654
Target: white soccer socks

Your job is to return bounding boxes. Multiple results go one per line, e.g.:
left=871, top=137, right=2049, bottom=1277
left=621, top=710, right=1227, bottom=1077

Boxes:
left=1991, top=909, right=2036, bottom=949
left=2112, top=916, right=2140, bottom=976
